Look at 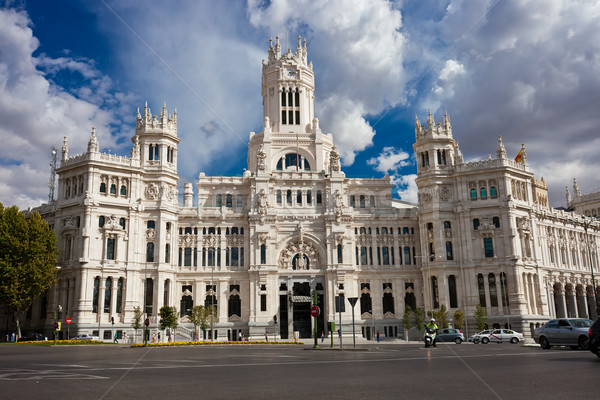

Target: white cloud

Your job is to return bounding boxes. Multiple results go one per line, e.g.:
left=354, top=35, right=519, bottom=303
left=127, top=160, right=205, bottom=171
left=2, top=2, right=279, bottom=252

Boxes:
left=367, top=146, right=411, bottom=174
left=0, top=8, right=118, bottom=208
left=393, top=173, right=418, bottom=204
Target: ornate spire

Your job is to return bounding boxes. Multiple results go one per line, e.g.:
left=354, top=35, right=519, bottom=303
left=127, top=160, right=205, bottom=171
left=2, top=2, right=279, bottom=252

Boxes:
left=573, top=178, right=581, bottom=197
left=275, top=35, right=281, bottom=58
left=496, top=136, right=507, bottom=159
left=443, top=110, right=452, bottom=132
left=566, top=185, right=571, bottom=204
left=87, top=127, right=99, bottom=153
left=426, top=110, right=434, bottom=131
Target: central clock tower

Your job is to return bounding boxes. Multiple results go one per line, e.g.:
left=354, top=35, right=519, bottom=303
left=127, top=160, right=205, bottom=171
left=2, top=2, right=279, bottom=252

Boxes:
left=247, top=36, right=335, bottom=174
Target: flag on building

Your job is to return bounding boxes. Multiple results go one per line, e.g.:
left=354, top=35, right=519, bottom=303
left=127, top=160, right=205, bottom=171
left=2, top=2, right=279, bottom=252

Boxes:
left=515, top=147, right=524, bottom=163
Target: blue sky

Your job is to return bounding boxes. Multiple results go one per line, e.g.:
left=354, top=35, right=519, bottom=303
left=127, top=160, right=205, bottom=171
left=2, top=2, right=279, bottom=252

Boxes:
left=1, top=0, right=600, bottom=209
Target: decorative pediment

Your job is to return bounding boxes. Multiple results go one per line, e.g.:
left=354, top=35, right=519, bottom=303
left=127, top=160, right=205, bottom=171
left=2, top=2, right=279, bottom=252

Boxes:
left=279, top=239, right=321, bottom=270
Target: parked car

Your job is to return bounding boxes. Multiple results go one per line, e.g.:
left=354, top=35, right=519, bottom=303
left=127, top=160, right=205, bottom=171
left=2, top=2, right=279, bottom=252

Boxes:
left=74, top=334, right=100, bottom=341
left=589, top=317, right=600, bottom=359
left=533, top=318, right=593, bottom=349
left=436, top=328, right=465, bottom=344
left=18, top=333, right=45, bottom=342
left=469, top=330, right=490, bottom=343
left=473, top=329, right=524, bottom=344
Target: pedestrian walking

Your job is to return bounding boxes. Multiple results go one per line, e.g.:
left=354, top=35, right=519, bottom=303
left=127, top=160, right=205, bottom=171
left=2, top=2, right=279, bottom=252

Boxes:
left=114, top=333, right=118, bottom=343
left=158, top=332, right=161, bottom=342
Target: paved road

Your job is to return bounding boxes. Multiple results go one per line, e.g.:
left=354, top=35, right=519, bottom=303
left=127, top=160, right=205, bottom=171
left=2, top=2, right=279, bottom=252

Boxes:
left=1, top=342, right=599, bottom=399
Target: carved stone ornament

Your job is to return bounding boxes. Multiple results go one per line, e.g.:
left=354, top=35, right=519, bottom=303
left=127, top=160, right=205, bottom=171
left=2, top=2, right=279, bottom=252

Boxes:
left=279, top=239, right=320, bottom=270
left=63, top=216, right=78, bottom=229
left=104, top=215, right=122, bottom=230
left=256, top=145, right=267, bottom=171
left=202, top=234, right=218, bottom=247
left=333, top=190, right=343, bottom=216
left=330, top=146, right=341, bottom=172
left=146, top=228, right=156, bottom=240
left=257, top=189, right=269, bottom=215
left=145, top=183, right=159, bottom=200
left=439, top=186, right=452, bottom=201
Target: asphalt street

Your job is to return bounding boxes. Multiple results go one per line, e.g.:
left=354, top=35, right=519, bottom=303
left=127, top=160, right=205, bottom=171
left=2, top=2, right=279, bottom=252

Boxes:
left=1, top=341, right=599, bottom=400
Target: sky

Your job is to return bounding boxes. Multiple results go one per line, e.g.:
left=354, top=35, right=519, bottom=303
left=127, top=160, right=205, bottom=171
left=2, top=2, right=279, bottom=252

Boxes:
left=1, top=0, right=599, bottom=210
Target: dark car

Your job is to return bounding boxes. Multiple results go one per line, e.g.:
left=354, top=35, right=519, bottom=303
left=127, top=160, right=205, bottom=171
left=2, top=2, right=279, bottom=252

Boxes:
left=436, top=328, right=465, bottom=344
left=589, top=317, right=600, bottom=359
left=18, top=333, right=45, bottom=342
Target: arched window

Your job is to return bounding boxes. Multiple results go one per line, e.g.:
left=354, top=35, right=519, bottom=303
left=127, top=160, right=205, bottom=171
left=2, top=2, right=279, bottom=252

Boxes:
left=490, top=186, right=497, bottom=198
left=473, top=218, right=480, bottom=230
left=297, top=190, right=302, bottom=205
left=402, top=227, right=409, bottom=234
left=444, top=221, right=451, bottom=229
left=448, top=275, right=458, bottom=308
left=180, top=296, right=193, bottom=317
left=470, top=189, right=477, bottom=200
left=480, top=187, right=487, bottom=198
left=147, top=220, right=155, bottom=229
left=360, top=293, right=372, bottom=315
left=276, top=158, right=283, bottom=170
left=165, top=244, right=170, bottom=263
left=104, top=277, right=112, bottom=313
left=216, top=194, right=222, bottom=207
left=359, top=227, right=366, bottom=234
left=228, top=295, right=241, bottom=317
left=488, top=273, right=498, bottom=307
left=316, top=191, right=322, bottom=204
left=370, top=195, right=375, bottom=207
left=359, top=195, right=365, bottom=208
left=100, top=182, right=106, bottom=193
left=276, top=190, right=282, bottom=204
left=226, top=194, right=233, bottom=208
left=99, top=216, right=105, bottom=228
left=93, top=277, right=99, bottom=313
left=286, top=190, right=292, bottom=204
left=431, top=276, right=440, bottom=308
left=119, top=218, right=126, bottom=229
left=382, top=292, right=395, bottom=314
left=478, top=273, right=486, bottom=306
left=120, top=185, right=127, bottom=196
left=237, top=195, right=243, bottom=208
left=146, top=242, right=155, bottom=262
left=116, top=278, right=124, bottom=313
left=350, top=195, right=355, bottom=207
left=307, top=190, right=312, bottom=204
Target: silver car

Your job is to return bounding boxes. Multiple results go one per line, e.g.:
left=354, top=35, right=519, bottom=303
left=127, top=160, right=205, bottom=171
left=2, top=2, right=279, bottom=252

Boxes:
left=533, top=318, right=593, bottom=349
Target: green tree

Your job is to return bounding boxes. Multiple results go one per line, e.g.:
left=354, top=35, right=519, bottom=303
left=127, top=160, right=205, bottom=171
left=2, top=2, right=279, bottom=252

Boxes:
left=475, top=304, right=488, bottom=331
left=402, top=306, right=413, bottom=341
left=0, top=204, right=58, bottom=338
left=453, top=309, right=465, bottom=330
left=414, top=307, right=425, bottom=333
left=435, top=304, right=449, bottom=328
left=189, top=305, right=215, bottom=341
left=131, top=306, right=143, bottom=343
left=159, top=305, right=179, bottom=341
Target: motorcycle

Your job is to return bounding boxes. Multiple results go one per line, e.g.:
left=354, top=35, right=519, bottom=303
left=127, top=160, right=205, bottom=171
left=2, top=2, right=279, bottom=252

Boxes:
left=424, top=327, right=437, bottom=348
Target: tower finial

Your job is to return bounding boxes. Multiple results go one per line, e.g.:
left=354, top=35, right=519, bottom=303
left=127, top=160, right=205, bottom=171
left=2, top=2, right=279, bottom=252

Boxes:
left=496, top=136, right=506, bottom=159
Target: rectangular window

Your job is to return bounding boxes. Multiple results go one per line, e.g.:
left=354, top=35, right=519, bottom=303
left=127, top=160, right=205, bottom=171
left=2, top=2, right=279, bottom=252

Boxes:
left=107, top=238, right=115, bottom=260
left=484, top=238, right=494, bottom=258
left=260, top=294, right=267, bottom=312
left=184, top=247, right=192, bottom=266
left=260, top=244, right=266, bottom=264
left=145, top=278, right=153, bottom=315
left=240, top=248, right=244, bottom=266
left=231, top=247, right=239, bottom=267
left=360, top=247, right=367, bottom=265
left=382, top=247, right=389, bottom=265
left=337, top=244, right=343, bottom=264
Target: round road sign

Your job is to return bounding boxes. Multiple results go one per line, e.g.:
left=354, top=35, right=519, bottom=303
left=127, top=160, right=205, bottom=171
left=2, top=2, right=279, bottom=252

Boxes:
left=66, top=318, right=72, bottom=324
left=310, top=306, right=320, bottom=318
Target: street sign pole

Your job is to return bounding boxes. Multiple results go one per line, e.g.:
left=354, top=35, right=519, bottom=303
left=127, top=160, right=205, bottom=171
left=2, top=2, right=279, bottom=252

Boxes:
left=313, top=290, right=319, bottom=349
left=348, top=297, right=358, bottom=349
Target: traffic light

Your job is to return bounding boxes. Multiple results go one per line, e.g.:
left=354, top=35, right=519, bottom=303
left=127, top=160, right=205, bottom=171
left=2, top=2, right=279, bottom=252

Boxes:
left=57, top=305, right=63, bottom=320
left=111, top=316, right=114, bottom=325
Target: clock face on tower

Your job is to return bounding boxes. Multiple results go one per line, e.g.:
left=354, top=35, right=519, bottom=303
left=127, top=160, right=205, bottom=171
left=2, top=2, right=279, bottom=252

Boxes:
left=285, top=68, right=296, bottom=78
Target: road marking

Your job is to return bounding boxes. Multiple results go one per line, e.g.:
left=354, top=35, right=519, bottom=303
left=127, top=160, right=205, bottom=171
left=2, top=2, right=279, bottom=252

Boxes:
left=0, top=369, right=108, bottom=381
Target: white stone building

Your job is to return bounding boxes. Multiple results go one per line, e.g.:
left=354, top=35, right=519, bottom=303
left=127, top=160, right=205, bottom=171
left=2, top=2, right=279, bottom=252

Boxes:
left=4, top=37, right=599, bottom=341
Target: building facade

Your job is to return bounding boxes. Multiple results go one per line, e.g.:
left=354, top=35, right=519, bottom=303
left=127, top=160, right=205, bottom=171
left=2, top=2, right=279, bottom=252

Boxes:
left=5, top=37, right=599, bottom=341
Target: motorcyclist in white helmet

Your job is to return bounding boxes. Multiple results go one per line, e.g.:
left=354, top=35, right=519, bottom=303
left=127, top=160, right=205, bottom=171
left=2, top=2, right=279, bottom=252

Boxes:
left=425, top=318, right=439, bottom=347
